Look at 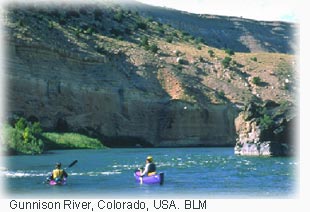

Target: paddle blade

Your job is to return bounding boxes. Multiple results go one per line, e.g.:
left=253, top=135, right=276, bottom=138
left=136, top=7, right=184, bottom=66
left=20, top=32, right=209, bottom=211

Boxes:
left=68, top=160, right=78, bottom=168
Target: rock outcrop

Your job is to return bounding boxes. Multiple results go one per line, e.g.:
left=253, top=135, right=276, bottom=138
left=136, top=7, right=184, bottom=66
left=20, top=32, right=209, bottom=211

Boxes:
left=234, top=101, right=296, bottom=156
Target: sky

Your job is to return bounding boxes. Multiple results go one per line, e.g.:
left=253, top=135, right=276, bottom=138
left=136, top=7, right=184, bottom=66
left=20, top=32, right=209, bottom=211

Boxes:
left=136, top=0, right=300, bottom=22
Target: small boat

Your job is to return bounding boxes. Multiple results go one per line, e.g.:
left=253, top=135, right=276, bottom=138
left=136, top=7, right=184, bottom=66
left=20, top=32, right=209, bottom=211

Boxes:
left=48, top=177, right=67, bottom=186
left=134, top=170, right=164, bottom=185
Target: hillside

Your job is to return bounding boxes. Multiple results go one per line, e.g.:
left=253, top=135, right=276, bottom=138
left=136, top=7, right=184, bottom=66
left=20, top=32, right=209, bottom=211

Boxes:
left=118, top=0, right=298, bottom=54
left=3, top=1, right=297, bottom=151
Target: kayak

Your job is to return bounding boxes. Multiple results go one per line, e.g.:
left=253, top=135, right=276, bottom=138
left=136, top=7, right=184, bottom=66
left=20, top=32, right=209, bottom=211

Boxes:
left=49, top=177, right=67, bottom=186
left=134, top=170, right=164, bottom=185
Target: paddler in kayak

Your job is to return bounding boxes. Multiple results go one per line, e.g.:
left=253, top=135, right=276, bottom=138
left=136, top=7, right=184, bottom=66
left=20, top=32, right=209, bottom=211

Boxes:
left=49, top=162, right=68, bottom=183
left=140, top=156, right=156, bottom=177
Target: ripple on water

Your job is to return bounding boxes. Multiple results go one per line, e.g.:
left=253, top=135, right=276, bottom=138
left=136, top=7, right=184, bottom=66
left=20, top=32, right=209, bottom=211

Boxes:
left=3, top=171, right=47, bottom=178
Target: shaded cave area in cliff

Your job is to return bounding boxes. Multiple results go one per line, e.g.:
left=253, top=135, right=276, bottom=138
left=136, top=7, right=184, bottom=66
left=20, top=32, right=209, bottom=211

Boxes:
left=66, top=125, right=237, bottom=148
left=261, top=117, right=297, bottom=156
left=102, top=136, right=154, bottom=148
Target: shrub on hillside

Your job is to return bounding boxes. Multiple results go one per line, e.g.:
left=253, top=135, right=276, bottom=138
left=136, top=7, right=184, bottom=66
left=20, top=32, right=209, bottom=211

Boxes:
left=110, top=28, right=123, bottom=37
left=114, top=10, right=124, bottom=23
left=149, top=44, right=159, bottom=53
left=94, top=9, right=103, bottom=21
left=225, top=48, right=235, bottom=56
left=79, top=8, right=88, bottom=16
left=218, top=90, right=225, bottom=99
left=136, top=20, right=147, bottom=30
left=208, top=50, right=215, bottom=57
left=140, top=36, right=149, bottom=48
left=65, top=9, right=80, bottom=19
left=259, top=114, right=273, bottom=130
left=252, top=76, right=262, bottom=85
left=221, top=56, right=232, bottom=68
left=166, top=36, right=173, bottom=43
left=195, top=37, right=204, bottom=44
left=58, top=17, right=66, bottom=25
left=177, top=57, right=189, bottom=65
left=251, top=57, right=258, bottom=62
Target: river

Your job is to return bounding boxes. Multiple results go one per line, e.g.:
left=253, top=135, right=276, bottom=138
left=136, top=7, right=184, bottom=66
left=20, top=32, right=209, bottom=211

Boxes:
left=1, top=148, right=298, bottom=198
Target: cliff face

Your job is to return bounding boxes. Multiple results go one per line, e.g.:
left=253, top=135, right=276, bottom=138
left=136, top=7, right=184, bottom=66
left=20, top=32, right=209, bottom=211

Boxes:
left=3, top=2, right=297, bottom=150
left=157, top=101, right=237, bottom=147
left=6, top=40, right=238, bottom=147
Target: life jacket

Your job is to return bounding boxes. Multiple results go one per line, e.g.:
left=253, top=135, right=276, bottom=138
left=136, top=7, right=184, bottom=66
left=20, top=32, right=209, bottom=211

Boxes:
left=147, top=172, right=156, bottom=176
left=148, top=163, right=156, bottom=174
left=52, top=168, right=64, bottom=179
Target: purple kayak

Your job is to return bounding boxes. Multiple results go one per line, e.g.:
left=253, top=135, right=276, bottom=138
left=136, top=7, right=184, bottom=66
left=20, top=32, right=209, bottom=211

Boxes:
left=49, top=178, right=67, bottom=186
left=134, top=170, right=164, bottom=185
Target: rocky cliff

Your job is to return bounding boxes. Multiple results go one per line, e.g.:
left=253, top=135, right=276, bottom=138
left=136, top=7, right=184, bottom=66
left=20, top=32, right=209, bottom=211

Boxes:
left=234, top=101, right=296, bottom=156
left=3, top=2, right=297, bottom=151
left=6, top=39, right=238, bottom=147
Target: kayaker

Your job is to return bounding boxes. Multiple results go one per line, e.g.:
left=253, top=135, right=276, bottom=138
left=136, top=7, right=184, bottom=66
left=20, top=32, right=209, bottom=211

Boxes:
left=140, top=156, right=156, bottom=177
left=50, top=162, right=68, bottom=183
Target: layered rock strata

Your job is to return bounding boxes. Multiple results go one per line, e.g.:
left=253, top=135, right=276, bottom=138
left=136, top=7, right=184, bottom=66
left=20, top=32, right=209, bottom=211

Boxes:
left=6, top=40, right=238, bottom=147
